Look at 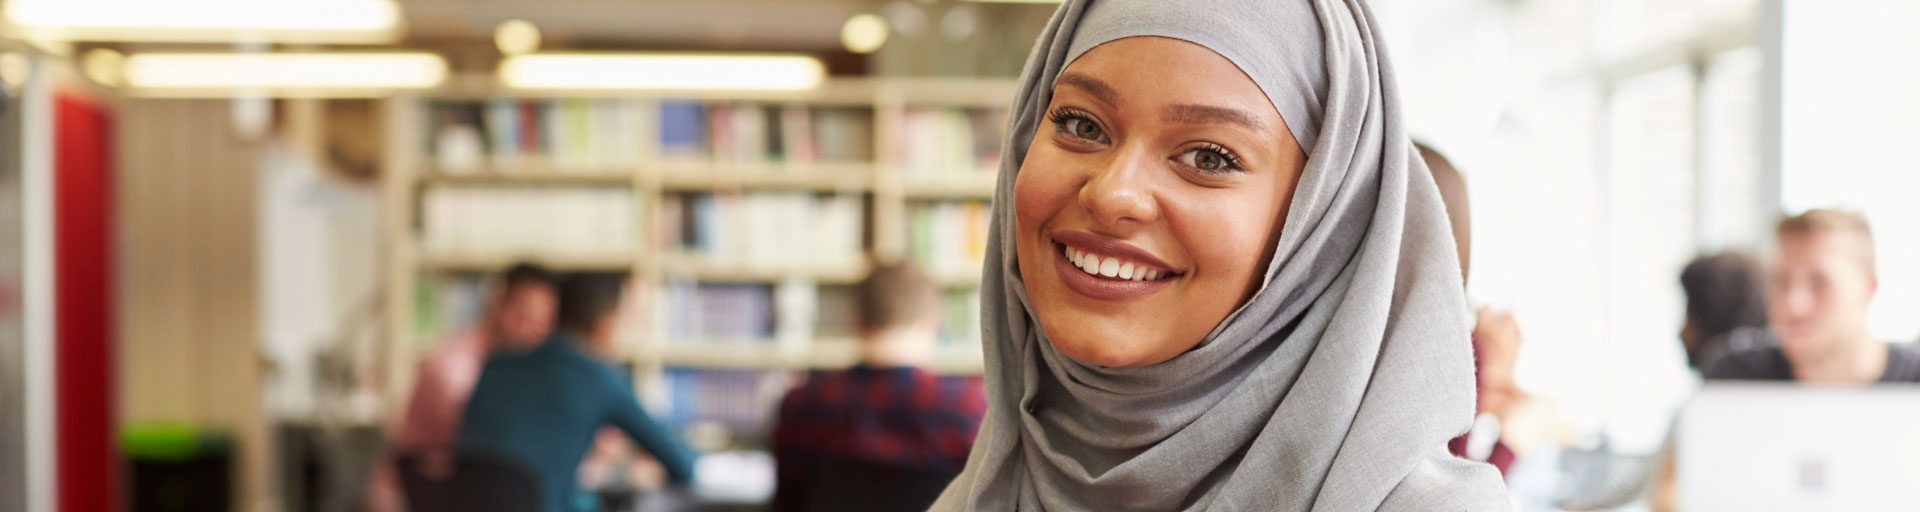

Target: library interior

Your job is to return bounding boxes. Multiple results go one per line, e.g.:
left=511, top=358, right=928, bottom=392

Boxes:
left=2, top=0, right=1919, bottom=511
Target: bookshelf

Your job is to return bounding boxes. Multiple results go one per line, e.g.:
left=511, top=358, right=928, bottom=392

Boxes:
left=381, top=78, right=1014, bottom=447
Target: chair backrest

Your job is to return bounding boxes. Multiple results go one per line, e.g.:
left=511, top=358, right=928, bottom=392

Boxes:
left=802, top=457, right=959, bottom=512
left=394, top=455, right=450, bottom=512
left=400, top=453, right=543, bottom=512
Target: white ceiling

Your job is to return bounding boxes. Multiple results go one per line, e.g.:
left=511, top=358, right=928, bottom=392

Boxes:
left=398, top=0, right=878, bottom=49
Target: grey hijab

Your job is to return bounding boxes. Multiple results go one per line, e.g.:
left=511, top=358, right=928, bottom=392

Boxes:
left=931, top=0, right=1511, bottom=510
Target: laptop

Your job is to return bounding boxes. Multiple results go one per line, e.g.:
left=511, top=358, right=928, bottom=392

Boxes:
left=1677, top=383, right=1920, bottom=511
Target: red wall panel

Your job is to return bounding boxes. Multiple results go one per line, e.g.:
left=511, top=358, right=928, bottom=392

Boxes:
left=54, top=90, right=117, bottom=512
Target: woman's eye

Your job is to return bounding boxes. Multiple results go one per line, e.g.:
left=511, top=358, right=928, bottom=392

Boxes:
left=1066, top=117, right=1103, bottom=140
left=1193, top=149, right=1224, bottom=170
left=1177, top=146, right=1239, bottom=173
left=1047, top=108, right=1108, bottom=145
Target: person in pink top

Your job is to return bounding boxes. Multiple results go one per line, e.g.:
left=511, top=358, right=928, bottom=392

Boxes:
left=365, top=263, right=557, bottom=512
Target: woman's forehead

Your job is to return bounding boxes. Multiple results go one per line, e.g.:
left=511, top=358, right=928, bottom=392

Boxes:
left=1060, top=0, right=1328, bottom=151
left=1053, top=38, right=1284, bottom=134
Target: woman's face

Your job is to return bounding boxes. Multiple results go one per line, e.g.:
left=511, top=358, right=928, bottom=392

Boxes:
left=1015, top=36, right=1306, bottom=368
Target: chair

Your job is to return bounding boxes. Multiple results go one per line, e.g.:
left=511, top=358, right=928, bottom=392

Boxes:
left=801, top=457, right=959, bottom=512
left=399, top=453, right=543, bottom=512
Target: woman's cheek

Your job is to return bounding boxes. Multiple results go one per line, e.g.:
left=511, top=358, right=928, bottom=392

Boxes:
left=1175, top=206, right=1264, bottom=296
left=1013, top=151, right=1073, bottom=231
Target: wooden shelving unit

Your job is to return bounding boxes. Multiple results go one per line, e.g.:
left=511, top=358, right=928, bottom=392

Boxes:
left=902, top=172, right=999, bottom=199
left=380, top=78, right=1011, bottom=417
left=656, top=255, right=871, bottom=285
left=417, top=251, right=638, bottom=272
left=648, top=339, right=984, bottom=375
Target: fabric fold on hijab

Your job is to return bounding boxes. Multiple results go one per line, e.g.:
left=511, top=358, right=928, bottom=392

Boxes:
left=931, top=0, right=1511, bottom=510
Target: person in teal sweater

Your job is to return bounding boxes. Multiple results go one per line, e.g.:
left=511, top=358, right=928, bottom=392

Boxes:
left=458, top=273, right=697, bottom=512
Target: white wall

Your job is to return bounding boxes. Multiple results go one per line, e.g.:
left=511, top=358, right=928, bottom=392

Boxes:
left=1776, top=0, right=1920, bottom=343
left=257, top=141, right=383, bottom=420
left=1375, top=0, right=1771, bottom=454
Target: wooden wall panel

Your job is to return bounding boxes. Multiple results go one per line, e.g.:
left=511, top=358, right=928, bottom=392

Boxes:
left=116, top=99, right=268, bottom=512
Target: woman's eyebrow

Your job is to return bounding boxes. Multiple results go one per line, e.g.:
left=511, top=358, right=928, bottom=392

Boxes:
left=1056, top=72, right=1119, bottom=105
left=1164, top=104, right=1268, bottom=133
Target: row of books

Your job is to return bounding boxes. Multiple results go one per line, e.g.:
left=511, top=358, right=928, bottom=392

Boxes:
left=895, top=107, right=1006, bottom=176
left=420, top=185, right=637, bottom=256
left=661, top=282, right=776, bottom=341
left=414, top=273, right=977, bottom=351
left=940, top=288, right=984, bottom=346
left=424, top=99, right=1001, bottom=175
left=411, top=272, right=491, bottom=343
left=659, top=367, right=991, bottom=449
left=657, top=192, right=865, bottom=269
left=907, top=200, right=991, bottom=280
left=660, top=101, right=875, bottom=165
left=419, top=189, right=982, bottom=283
left=428, top=99, right=645, bottom=172
left=411, top=270, right=649, bottom=346
left=660, top=282, right=860, bottom=343
left=661, top=367, right=793, bottom=442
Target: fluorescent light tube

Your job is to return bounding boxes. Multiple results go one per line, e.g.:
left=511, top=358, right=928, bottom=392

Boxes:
left=122, top=52, right=446, bottom=96
left=499, top=53, right=825, bottom=92
left=4, top=0, right=401, bottom=43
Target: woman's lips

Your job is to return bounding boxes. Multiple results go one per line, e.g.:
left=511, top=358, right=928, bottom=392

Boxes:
left=1051, top=230, right=1179, bottom=273
left=1049, top=236, right=1181, bottom=302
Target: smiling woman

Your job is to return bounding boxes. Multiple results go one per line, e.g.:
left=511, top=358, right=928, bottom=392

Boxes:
left=1016, top=37, right=1303, bottom=368
left=932, top=0, right=1511, bottom=510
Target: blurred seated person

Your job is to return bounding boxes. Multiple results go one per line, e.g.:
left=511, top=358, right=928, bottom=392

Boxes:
left=1679, top=252, right=1773, bottom=375
left=369, top=263, right=557, bottom=512
left=1421, top=144, right=1525, bottom=476
left=1653, top=211, right=1912, bottom=511
left=1709, top=209, right=1920, bottom=383
left=770, top=263, right=987, bottom=512
left=458, top=273, right=696, bottom=512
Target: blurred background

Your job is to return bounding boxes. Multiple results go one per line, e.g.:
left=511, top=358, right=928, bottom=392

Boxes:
left=0, top=0, right=1916, bottom=511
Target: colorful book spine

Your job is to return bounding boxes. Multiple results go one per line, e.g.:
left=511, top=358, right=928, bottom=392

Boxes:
left=420, top=185, right=637, bottom=255
left=907, top=200, right=991, bottom=279
left=660, top=192, right=864, bottom=268
left=896, top=106, right=1007, bottom=175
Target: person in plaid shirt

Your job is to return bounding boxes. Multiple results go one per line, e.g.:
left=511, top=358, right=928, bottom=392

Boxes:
left=771, top=263, right=987, bottom=512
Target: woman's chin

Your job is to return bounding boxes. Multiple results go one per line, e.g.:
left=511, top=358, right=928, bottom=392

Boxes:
left=1050, top=330, right=1171, bottom=368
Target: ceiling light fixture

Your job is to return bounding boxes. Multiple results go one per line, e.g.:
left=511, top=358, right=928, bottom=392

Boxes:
left=494, top=19, right=541, bottom=56
left=841, top=14, right=889, bottom=54
left=3, top=0, right=403, bottom=44
left=499, top=53, right=825, bottom=92
left=121, top=52, right=447, bottom=97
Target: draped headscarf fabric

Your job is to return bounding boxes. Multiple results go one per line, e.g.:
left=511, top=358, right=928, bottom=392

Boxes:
left=930, top=0, right=1512, bottom=510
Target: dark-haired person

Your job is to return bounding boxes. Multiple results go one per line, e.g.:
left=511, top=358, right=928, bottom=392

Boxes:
left=1710, top=210, right=1920, bottom=383
left=457, top=273, right=696, bottom=512
left=1679, top=252, right=1772, bottom=375
left=770, top=263, right=987, bottom=512
left=1651, top=211, right=1912, bottom=511
left=368, top=263, right=557, bottom=512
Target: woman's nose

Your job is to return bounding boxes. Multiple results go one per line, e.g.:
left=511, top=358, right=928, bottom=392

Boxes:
left=1077, top=147, right=1160, bottom=227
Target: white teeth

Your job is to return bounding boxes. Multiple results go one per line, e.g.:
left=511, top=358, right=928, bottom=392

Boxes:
left=1063, top=244, right=1174, bottom=281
